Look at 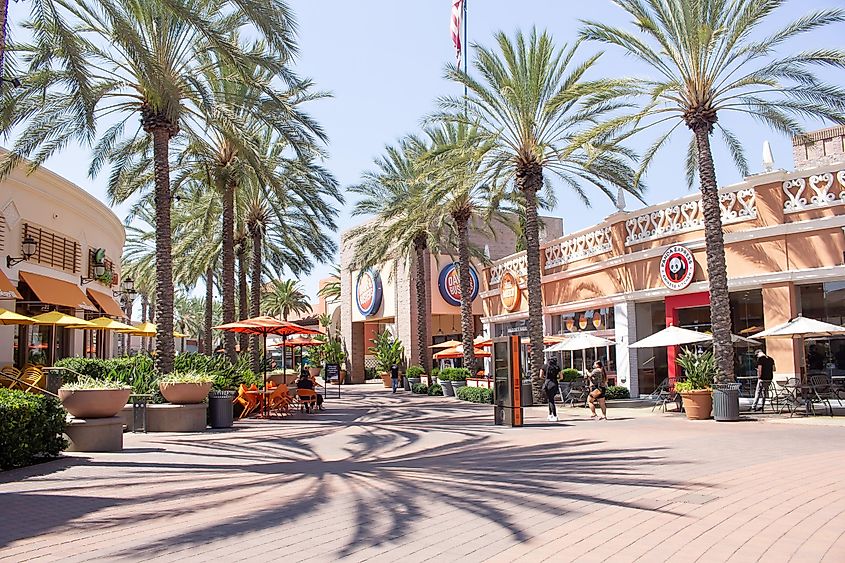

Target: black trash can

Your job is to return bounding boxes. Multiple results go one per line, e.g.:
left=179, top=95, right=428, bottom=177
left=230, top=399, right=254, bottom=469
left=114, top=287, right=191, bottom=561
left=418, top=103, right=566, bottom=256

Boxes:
left=209, top=390, right=235, bottom=428
left=712, top=383, right=741, bottom=422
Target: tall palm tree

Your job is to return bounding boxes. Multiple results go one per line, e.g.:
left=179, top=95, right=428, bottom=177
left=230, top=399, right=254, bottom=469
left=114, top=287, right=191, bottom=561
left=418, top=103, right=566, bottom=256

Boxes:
left=262, top=279, right=312, bottom=322
left=347, top=138, right=445, bottom=372
left=423, top=122, right=514, bottom=374
left=439, top=29, right=642, bottom=400
left=317, top=265, right=342, bottom=304
left=582, top=0, right=845, bottom=382
left=1, top=0, right=298, bottom=374
left=174, top=293, right=205, bottom=352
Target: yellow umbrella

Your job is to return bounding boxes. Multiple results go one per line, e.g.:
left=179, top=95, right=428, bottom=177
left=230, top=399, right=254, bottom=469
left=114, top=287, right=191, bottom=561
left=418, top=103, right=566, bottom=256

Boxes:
left=0, top=307, right=36, bottom=325
left=173, top=331, right=188, bottom=338
left=30, top=311, right=95, bottom=327
left=29, top=311, right=95, bottom=366
left=68, top=317, right=136, bottom=331
left=118, top=321, right=157, bottom=337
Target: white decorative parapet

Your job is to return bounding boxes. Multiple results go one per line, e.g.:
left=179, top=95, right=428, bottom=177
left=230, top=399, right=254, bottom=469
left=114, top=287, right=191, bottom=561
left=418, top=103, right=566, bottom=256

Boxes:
left=625, top=187, right=757, bottom=246
left=783, top=170, right=845, bottom=213
left=544, top=226, right=612, bottom=270
left=488, top=253, right=527, bottom=286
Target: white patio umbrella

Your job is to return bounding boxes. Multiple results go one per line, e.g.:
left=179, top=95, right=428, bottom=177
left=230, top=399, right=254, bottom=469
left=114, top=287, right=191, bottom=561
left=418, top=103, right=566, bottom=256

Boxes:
left=546, top=333, right=614, bottom=372
left=754, top=316, right=845, bottom=377
left=629, top=326, right=711, bottom=349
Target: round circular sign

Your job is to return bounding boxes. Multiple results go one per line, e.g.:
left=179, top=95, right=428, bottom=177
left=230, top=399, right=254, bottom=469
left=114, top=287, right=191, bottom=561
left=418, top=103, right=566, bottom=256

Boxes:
left=500, top=270, right=522, bottom=312
left=660, top=245, right=695, bottom=291
left=356, top=269, right=383, bottom=316
left=438, top=263, right=479, bottom=307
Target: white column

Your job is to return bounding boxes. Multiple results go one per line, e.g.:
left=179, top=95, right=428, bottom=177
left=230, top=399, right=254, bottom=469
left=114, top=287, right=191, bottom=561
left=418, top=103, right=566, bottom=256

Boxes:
left=614, top=302, right=639, bottom=397
left=0, top=325, right=13, bottom=365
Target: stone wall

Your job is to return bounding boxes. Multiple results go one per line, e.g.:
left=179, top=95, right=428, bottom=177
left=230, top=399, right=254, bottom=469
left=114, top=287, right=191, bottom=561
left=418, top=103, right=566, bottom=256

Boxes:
left=793, top=126, right=845, bottom=169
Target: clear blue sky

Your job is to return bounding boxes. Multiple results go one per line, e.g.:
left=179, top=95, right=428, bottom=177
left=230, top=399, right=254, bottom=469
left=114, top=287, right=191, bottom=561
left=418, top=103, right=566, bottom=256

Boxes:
left=16, top=0, right=845, bottom=301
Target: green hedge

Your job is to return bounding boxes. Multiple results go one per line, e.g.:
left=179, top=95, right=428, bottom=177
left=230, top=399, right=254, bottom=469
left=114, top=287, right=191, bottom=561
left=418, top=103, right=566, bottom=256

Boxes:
left=428, top=384, right=443, bottom=396
left=438, top=367, right=471, bottom=381
left=606, top=386, right=630, bottom=400
left=0, top=389, right=67, bottom=470
left=406, top=365, right=425, bottom=379
left=560, top=368, right=582, bottom=382
left=412, top=383, right=429, bottom=394
left=455, top=386, right=493, bottom=404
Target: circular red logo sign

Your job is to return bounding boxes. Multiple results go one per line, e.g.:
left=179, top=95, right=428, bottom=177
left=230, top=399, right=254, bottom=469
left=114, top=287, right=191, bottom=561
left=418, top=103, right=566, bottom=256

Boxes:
left=500, top=270, right=521, bottom=312
left=438, top=263, right=478, bottom=307
left=356, top=269, right=382, bottom=316
left=660, top=245, right=695, bottom=291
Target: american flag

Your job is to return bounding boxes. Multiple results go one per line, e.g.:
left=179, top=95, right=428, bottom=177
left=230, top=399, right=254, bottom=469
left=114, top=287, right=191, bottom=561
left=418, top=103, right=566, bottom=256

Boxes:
left=450, top=0, right=463, bottom=69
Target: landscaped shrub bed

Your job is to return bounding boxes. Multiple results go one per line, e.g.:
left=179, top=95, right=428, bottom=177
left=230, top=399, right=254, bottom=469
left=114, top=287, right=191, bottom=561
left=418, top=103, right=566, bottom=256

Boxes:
left=0, top=389, right=67, bottom=470
left=560, top=368, right=582, bottom=382
left=455, top=386, right=493, bottom=404
left=605, top=386, right=630, bottom=400
left=55, top=353, right=260, bottom=396
left=427, top=384, right=443, bottom=396
left=406, top=365, right=425, bottom=379
left=412, top=383, right=429, bottom=394
left=438, top=367, right=471, bottom=381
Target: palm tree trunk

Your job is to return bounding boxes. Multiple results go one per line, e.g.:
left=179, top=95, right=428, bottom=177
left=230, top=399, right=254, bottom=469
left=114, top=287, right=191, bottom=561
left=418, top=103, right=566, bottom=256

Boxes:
left=237, top=250, right=249, bottom=353
left=250, top=228, right=262, bottom=373
left=694, top=127, right=735, bottom=383
left=150, top=127, right=175, bottom=374
left=517, top=162, right=545, bottom=403
left=413, top=235, right=429, bottom=372
left=221, top=179, right=237, bottom=363
left=205, top=267, right=214, bottom=355
left=454, top=213, right=476, bottom=374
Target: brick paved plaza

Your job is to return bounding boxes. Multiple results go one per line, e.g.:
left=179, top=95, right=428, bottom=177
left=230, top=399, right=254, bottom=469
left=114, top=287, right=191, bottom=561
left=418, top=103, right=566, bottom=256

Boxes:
left=2, top=385, right=845, bottom=562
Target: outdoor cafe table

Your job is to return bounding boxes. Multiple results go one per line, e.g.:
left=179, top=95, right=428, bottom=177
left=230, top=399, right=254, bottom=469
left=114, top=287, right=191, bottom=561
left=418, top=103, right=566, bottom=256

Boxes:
left=777, top=380, right=820, bottom=416
left=245, top=389, right=282, bottom=418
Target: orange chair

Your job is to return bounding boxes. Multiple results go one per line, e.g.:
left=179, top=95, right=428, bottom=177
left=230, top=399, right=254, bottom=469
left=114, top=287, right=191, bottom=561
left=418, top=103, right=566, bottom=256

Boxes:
left=1, top=366, right=21, bottom=389
left=20, top=366, right=45, bottom=392
left=268, top=384, right=291, bottom=416
left=296, top=389, right=318, bottom=413
left=234, top=384, right=258, bottom=418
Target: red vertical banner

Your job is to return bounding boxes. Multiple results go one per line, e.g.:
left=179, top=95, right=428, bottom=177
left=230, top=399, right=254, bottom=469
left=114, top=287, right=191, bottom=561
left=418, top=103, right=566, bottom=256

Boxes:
left=450, top=0, right=463, bottom=67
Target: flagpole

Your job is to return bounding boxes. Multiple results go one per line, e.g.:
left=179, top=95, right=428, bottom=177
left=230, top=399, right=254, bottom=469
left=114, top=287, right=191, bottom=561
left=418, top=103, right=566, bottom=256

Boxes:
left=463, top=0, right=468, bottom=114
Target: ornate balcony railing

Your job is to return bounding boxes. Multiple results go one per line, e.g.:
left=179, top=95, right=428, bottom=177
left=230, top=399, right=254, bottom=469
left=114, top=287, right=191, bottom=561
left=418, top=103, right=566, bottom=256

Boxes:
left=782, top=170, right=845, bottom=213
left=544, top=226, right=612, bottom=270
left=624, top=187, right=757, bottom=246
left=488, top=253, right=527, bottom=287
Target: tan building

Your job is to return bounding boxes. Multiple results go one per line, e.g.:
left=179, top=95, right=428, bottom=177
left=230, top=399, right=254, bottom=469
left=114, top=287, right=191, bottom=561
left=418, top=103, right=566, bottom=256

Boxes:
left=482, top=128, right=845, bottom=395
left=340, top=215, right=564, bottom=382
left=0, top=157, right=127, bottom=366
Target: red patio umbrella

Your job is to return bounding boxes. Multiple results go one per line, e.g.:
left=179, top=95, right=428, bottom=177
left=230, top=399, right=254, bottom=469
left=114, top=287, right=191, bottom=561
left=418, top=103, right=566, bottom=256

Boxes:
left=214, top=316, right=322, bottom=414
left=274, top=336, right=323, bottom=372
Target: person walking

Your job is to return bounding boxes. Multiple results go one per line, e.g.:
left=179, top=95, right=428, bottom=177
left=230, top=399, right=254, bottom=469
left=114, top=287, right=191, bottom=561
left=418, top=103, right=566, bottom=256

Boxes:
left=752, top=349, right=775, bottom=412
left=390, top=363, right=400, bottom=394
left=587, top=360, right=608, bottom=420
left=541, top=356, right=561, bottom=422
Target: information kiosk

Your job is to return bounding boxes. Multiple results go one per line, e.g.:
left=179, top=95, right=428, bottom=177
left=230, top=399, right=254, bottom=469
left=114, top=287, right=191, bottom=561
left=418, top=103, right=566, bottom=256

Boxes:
left=492, top=335, right=523, bottom=427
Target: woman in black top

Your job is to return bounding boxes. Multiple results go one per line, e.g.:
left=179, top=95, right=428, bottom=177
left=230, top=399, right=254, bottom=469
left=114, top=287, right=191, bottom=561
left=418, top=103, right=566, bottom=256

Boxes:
left=541, top=357, right=561, bottom=422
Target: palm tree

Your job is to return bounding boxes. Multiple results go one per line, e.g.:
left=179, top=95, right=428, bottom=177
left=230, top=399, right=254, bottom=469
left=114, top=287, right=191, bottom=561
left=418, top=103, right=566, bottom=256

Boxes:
left=317, top=265, right=342, bottom=304
left=439, top=29, right=642, bottom=401
left=262, top=279, right=312, bottom=322
left=174, top=293, right=205, bottom=353
left=423, top=122, right=514, bottom=374
left=1, top=0, right=298, bottom=374
left=347, top=138, right=444, bottom=372
left=581, top=0, right=845, bottom=381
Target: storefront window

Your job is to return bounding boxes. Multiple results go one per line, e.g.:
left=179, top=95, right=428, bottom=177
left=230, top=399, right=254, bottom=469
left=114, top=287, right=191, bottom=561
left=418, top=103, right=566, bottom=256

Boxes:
left=553, top=307, right=615, bottom=334
left=27, top=324, right=50, bottom=365
left=799, top=283, right=845, bottom=375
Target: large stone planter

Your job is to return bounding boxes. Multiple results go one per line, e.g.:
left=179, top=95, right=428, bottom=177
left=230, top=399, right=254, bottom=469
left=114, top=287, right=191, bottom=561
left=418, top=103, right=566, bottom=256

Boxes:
left=159, top=382, right=213, bottom=404
left=680, top=390, right=713, bottom=420
left=380, top=373, right=393, bottom=388
left=59, top=388, right=132, bottom=419
left=439, top=379, right=455, bottom=397
left=309, top=367, right=323, bottom=378
left=65, top=416, right=124, bottom=452
left=146, top=403, right=208, bottom=432
left=451, top=380, right=467, bottom=395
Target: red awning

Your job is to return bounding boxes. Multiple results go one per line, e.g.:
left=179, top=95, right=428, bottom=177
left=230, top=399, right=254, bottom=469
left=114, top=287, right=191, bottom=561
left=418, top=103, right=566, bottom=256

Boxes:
left=86, top=288, right=126, bottom=318
left=0, top=269, right=21, bottom=300
left=19, top=271, right=96, bottom=311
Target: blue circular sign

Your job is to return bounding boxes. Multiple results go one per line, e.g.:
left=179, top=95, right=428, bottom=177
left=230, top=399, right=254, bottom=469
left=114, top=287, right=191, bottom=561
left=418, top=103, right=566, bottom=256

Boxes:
left=356, top=269, right=383, bottom=316
left=438, top=262, right=479, bottom=307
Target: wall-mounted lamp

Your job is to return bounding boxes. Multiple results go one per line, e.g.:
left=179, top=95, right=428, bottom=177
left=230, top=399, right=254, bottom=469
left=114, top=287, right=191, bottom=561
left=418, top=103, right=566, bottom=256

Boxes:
left=6, top=235, right=38, bottom=267
left=80, top=262, right=106, bottom=285
left=113, top=276, right=137, bottom=298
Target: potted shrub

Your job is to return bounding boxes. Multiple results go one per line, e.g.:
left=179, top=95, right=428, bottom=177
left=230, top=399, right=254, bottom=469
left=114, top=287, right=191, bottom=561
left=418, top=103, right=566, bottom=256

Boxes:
left=59, top=376, right=132, bottom=418
left=321, top=332, right=348, bottom=384
left=429, top=367, right=440, bottom=387
left=304, top=347, right=324, bottom=378
left=368, top=331, right=405, bottom=389
left=445, top=368, right=470, bottom=394
left=406, top=365, right=424, bottom=389
left=438, top=369, right=455, bottom=397
left=159, top=371, right=214, bottom=404
left=674, top=348, right=716, bottom=420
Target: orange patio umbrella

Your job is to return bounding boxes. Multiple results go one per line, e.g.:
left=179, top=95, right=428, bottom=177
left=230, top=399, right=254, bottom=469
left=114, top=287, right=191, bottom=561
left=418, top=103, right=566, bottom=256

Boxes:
left=214, top=316, right=322, bottom=401
left=275, top=336, right=323, bottom=373
left=433, top=346, right=492, bottom=360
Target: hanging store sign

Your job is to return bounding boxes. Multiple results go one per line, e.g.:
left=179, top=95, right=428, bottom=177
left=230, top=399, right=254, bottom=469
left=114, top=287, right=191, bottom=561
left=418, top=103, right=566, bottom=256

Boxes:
left=660, top=245, right=695, bottom=291
left=500, top=270, right=522, bottom=312
left=438, top=262, right=478, bottom=307
left=355, top=269, right=383, bottom=316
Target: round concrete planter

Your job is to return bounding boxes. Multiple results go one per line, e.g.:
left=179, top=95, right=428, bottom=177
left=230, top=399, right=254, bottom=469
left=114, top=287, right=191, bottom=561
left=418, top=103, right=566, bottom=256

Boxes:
left=380, top=372, right=392, bottom=388
left=439, top=379, right=455, bottom=397
left=680, top=390, right=713, bottom=420
left=159, top=382, right=213, bottom=404
left=451, top=380, right=467, bottom=395
left=59, top=388, right=132, bottom=419
left=308, top=367, right=322, bottom=378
